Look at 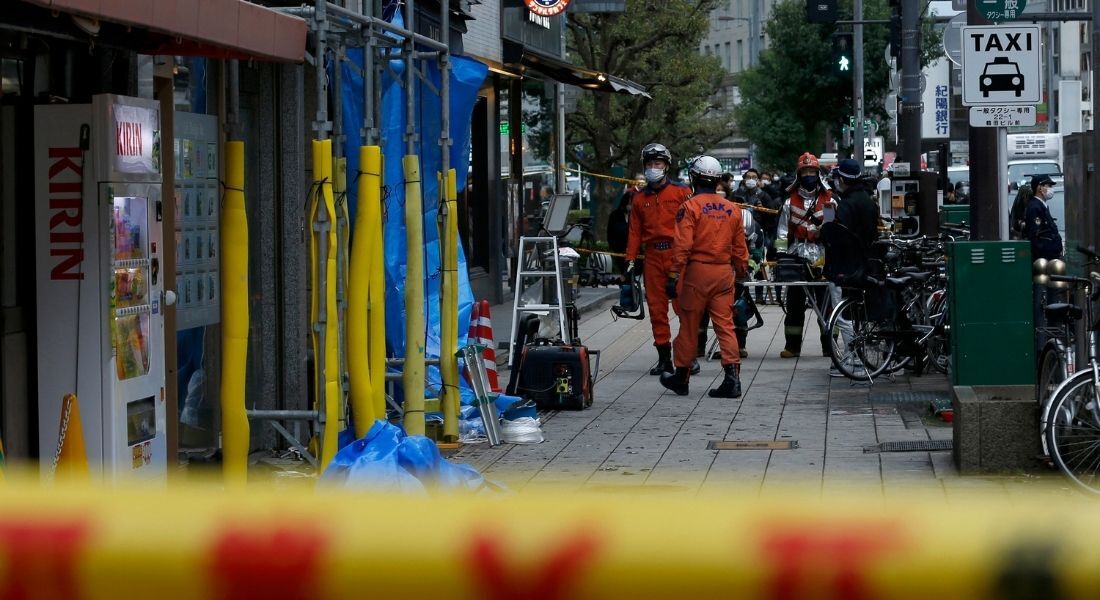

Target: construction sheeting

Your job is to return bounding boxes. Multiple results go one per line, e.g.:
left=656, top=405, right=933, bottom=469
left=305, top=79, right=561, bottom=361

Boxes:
left=338, top=48, right=487, bottom=368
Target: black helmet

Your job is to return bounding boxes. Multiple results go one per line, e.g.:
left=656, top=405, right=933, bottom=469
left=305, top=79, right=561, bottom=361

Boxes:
left=641, top=143, right=672, bottom=166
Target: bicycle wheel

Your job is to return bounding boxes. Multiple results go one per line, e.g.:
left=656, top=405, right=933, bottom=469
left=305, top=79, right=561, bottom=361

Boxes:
left=925, top=296, right=950, bottom=374
left=1037, top=341, right=1068, bottom=407
left=1046, top=369, right=1100, bottom=494
left=828, top=298, right=894, bottom=381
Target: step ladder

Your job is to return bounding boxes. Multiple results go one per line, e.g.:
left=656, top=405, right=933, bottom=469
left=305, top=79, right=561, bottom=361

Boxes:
left=509, top=236, right=571, bottom=362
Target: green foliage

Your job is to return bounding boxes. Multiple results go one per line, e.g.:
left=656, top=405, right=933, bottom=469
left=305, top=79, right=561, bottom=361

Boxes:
left=735, top=0, right=944, bottom=171
left=565, top=0, right=729, bottom=236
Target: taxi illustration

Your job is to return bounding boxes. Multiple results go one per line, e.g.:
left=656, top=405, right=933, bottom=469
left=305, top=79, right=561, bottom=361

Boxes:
left=980, top=57, right=1025, bottom=97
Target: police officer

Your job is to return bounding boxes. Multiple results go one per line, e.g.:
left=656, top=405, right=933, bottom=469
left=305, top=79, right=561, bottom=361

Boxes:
left=1023, top=174, right=1063, bottom=260
left=626, top=143, right=693, bottom=375
left=660, top=156, right=750, bottom=398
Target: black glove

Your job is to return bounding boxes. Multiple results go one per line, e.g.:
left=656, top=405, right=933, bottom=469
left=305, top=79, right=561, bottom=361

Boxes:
left=665, top=275, right=679, bottom=299
left=625, top=260, right=635, bottom=276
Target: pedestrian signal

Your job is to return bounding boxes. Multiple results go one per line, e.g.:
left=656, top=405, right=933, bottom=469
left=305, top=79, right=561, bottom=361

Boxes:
left=806, top=0, right=837, bottom=23
left=832, top=32, right=853, bottom=77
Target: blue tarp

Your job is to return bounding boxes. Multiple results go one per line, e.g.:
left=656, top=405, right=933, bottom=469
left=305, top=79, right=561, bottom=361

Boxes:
left=323, top=420, right=489, bottom=492
left=338, top=49, right=487, bottom=364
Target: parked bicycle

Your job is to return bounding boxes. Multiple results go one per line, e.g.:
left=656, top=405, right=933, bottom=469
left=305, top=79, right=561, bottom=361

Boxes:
left=1042, top=265, right=1100, bottom=494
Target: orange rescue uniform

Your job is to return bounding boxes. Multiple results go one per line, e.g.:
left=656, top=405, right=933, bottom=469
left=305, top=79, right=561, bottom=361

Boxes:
left=670, top=192, right=750, bottom=368
left=626, top=180, right=692, bottom=346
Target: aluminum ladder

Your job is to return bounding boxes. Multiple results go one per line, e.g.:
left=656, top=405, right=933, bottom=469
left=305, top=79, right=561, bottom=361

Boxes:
left=509, top=236, right=571, bottom=362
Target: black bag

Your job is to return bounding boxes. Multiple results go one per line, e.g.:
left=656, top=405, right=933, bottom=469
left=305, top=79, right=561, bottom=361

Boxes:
left=773, top=252, right=813, bottom=282
left=513, top=340, right=598, bottom=410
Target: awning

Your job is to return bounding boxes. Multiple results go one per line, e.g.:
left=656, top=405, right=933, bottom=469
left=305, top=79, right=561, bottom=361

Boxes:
left=17, top=0, right=307, bottom=63
left=502, top=39, right=649, bottom=98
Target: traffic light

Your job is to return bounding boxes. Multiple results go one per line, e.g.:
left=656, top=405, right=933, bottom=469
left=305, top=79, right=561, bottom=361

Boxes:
left=806, top=0, right=837, bottom=23
left=832, top=32, right=853, bottom=76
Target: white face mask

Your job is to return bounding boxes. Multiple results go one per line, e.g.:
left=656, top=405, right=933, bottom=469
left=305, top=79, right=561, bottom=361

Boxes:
left=716, top=190, right=727, bottom=198
left=744, top=179, right=759, bottom=190
left=761, top=178, right=771, bottom=186
left=1044, top=188, right=1055, bottom=201
left=644, top=167, right=666, bottom=183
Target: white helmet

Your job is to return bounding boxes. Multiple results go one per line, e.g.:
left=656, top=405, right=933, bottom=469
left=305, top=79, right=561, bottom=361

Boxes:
left=689, top=155, right=723, bottom=185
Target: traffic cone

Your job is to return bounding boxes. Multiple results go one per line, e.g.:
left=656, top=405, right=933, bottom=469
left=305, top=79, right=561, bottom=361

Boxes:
left=462, top=301, right=481, bottom=386
left=54, top=394, right=89, bottom=480
left=477, top=300, right=501, bottom=393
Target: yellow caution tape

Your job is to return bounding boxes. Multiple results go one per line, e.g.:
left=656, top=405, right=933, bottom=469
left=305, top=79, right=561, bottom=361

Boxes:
left=0, top=481, right=1093, bottom=598
left=561, top=165, right=779, bottom=215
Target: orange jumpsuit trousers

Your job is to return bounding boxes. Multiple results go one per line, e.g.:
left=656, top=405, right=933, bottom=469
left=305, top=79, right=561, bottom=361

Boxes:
left=674, top=264, right=740, bottom=367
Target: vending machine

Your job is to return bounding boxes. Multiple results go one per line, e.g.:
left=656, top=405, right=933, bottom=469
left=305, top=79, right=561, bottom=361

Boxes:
left=34, top=94, right=168, bottom=479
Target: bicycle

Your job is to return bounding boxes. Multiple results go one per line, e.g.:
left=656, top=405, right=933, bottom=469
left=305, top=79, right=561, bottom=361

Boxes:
left=826, top=235, right=950, bottom=381
left=1043, top=268, right=1100, bottom=494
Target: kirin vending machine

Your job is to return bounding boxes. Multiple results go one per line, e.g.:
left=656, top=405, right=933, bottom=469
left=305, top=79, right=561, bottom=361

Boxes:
left=34, top=94, right=168, bottom=479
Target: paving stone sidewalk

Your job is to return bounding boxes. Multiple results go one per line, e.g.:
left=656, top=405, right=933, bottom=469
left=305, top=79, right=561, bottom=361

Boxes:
left=455, top=300, right=1076, bottom=501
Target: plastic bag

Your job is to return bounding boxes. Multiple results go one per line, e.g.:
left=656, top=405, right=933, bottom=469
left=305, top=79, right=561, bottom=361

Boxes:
left=789, top=241, right=825, bottom=268
left=501, top=417, right=544, bottom=444
left=322, top=420, right=489, bottom=493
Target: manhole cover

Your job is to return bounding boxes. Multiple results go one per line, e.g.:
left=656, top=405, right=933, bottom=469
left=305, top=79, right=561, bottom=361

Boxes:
left=870, top=391, right=952, bottom=404
left=863, top=439, right=953, bottom=453
left=708, top=440, right=799, bottom=450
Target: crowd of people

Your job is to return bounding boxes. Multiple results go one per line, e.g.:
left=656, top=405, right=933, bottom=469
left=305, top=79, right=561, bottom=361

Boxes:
left=605, top=142, right=1065, bottom=398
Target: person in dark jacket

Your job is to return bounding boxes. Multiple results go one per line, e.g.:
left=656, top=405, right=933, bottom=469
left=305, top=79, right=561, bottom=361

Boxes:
left=1023, top=174, right=1063, bottom=260
left=607, top=175, right=643, bottom=274
left=822, top=159, right=880, bottom=286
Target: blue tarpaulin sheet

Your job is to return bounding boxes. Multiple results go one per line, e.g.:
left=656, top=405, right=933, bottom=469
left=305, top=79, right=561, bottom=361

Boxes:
left=337, top=46, right=489, bottom=410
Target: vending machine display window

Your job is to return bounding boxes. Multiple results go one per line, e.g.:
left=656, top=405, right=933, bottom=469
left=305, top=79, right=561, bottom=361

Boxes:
left=110, top=195, right=152, bottom=381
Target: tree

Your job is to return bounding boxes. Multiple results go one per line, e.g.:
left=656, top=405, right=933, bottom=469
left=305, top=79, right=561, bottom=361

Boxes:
left=565, top=0, right=730, bottom=239
left=735, top=0, right=942, bottom=171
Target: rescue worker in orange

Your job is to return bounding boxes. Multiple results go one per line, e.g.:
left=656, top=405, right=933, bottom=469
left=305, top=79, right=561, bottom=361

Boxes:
left=626, top=143, right=694, bottom=376
left=660, top=156, right=750, bottom=399
left=781, top=152, right=834, bottom=358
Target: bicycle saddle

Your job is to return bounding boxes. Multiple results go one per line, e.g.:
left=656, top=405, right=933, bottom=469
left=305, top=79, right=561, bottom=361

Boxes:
left=885, top=276, right=912, bottom=289
left=906, top=271, right=933, bottom=282
left=1044, top=303, right=1083, bottom=324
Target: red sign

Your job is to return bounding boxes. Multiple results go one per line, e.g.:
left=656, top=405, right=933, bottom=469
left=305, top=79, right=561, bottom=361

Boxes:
left=525, top=0, right=570, bottom=17
left=47, top=146, right=85, bottom=281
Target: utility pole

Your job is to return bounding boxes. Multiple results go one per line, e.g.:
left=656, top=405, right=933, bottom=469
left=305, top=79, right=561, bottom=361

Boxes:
left=898, top=0, right=921, bottom=166
left=853, top=0, right=865, bottom=165
left=967, top=1, right=999, bottom=239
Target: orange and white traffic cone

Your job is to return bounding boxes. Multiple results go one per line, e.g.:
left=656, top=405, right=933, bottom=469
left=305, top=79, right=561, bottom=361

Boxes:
left=477, top=300, right=501, bottom=393
left=462, top=301, right=481, bottom=386
left=52, top=393, right=89, bottom=481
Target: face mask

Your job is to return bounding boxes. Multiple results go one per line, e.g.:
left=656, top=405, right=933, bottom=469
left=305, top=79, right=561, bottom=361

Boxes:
left=1044, top=188, right=1055, bottom=201
left=799, top=175, right=818, bottom=191
left=745, top=179, right=758, bottom=190
left=761, top=178, right=771, bottom=186
left=716, top=190, right=727, bottom=198
left=644, top=167, right=666, bottom=183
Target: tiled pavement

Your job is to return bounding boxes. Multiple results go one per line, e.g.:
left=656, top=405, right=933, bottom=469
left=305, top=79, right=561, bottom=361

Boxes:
left=455, top=298, right=1078, bottom=501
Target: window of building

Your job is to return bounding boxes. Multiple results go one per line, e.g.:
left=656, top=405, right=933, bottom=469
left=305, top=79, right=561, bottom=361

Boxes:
left=725, top=42, right=732, bottom=71
left=737, top=40, right=743, bottom=70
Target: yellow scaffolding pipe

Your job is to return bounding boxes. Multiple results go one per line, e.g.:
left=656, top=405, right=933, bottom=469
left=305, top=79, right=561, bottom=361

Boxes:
left=439, top=169, right=459, bottom=441
left=367, top=152, right=387, bottom=421
left=310, top=140, right=341, bottom=468
left=221, top=141, right=250, bottom=485
left=334, top=157, right=350, bottom=427
left=349, top=148, right=377, bottom=437
left=403, top=155, right=426, bottom=436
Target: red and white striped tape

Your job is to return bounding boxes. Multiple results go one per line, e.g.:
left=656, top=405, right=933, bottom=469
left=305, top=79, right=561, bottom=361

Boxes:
left=476, top=300, right=501, bottom=393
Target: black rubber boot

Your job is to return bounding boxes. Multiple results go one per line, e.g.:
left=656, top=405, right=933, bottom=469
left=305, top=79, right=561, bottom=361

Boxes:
left=650, top=343, right=673, bottom=376
left=708, top=364, right=742, bottom=398
left=690, top=358, right=701, bottom=375
left=660, top=366, right=690, bottom=396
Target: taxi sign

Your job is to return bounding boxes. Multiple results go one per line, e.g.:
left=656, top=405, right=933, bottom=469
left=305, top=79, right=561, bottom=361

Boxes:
left=969, top=105, right=1036, bottom=127
left=961, top=25, right=1041, bottom=106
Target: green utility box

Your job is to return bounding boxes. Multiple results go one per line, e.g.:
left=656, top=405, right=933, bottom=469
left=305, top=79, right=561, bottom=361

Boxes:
left=939, top=204, right=970, bottom=225
left=947, top=241, right=1035, bottom=386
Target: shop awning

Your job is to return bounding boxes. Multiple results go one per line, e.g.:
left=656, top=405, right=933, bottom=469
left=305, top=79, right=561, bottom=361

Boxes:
left=17, top=0, right=307, bottom=63
left=502, top=39, right=650, bottom=99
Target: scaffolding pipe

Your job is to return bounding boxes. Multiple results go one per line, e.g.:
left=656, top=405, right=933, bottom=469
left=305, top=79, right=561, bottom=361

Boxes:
left=437, top=0, right=458, bottom=442
left=313, top=0, right=330, bottom=137
left=311, top=140, right=341, bottom=468
left=221, top=139, right=250, bottom=486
